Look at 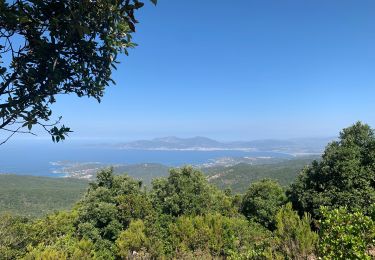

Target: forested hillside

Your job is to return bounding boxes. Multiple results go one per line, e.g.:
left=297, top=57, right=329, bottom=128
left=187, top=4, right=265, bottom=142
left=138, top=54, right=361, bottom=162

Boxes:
left=0, top=158, right=312, bottom=217
left=0, top=164, right=169, bottom=217
left=205, top=156, right=318, bottom=193
left=0, top=175, right=87, bottom=217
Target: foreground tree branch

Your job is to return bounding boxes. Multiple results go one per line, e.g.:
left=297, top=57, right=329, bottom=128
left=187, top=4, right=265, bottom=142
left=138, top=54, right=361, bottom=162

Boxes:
left=0, top=0, right=156, bottom=144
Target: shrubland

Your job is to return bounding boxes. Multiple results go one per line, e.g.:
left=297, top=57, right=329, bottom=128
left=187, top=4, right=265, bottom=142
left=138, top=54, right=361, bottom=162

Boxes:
left=1, top=122, right=375, bottom=259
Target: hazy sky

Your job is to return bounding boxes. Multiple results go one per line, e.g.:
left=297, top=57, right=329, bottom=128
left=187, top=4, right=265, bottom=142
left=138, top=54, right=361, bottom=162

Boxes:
left=47, top=1, right=375, bottom=141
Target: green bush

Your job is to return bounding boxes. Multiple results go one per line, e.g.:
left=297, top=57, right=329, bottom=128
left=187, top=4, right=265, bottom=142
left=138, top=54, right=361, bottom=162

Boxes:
left=116, top=219, right=150, bottom=258
left=0, top=214, right=31, bottom=259
left=319, top=207, right=375, bottom=259
left=241, top=179, right=287, bottom=230
left=272, top=203, right=318, bottom=259
left=167, top=213, right=271, bottom=258
left=76, top=168, right=153, bottom=244
left=151, top=166, right=238, bottom=217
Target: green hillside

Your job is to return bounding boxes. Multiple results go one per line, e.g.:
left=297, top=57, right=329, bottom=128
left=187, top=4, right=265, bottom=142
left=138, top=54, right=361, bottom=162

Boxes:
left=0, top=175, right=88, bottom=218
left=114, top=163, right=169, bottom=185
left=0, top=164, right=168, bottom=218
left=205, top=156, right=319, bottom=193
left=0, top=158, right=317, bottom=217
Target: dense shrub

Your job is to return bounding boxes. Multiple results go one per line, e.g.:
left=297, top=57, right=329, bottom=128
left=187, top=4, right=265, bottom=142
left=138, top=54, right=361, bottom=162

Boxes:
left=241, top=179, right=287, bottom=230
left=167, top=213, right=271, bottom=258
left=0, top=214, right=31, bottom=259
left=151, top=166, right=238, bottom=217
left=272, top=203, right=318, bottom=259
left=319, top=207, right=375, bottom=259
left=76, top=168, right=153, bottom=239
left=116, top=220, right=150, bottom=258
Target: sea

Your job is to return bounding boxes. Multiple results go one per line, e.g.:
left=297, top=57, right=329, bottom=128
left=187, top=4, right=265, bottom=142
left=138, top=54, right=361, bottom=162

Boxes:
left=0, top=139, right=292, bottom=178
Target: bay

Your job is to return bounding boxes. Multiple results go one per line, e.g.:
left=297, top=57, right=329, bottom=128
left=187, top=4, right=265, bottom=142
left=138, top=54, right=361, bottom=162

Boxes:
left=0, top=140, right=292, bottom=177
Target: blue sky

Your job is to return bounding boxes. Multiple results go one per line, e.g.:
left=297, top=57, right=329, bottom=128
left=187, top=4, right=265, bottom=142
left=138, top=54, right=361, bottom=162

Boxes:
left=50, top=0, right=375, bottom=141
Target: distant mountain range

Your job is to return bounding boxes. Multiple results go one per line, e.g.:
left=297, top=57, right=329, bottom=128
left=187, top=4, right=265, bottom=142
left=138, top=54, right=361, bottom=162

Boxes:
left=117, top=136, right=221, bottom=150
left=115, top=136, right=334, bottom=155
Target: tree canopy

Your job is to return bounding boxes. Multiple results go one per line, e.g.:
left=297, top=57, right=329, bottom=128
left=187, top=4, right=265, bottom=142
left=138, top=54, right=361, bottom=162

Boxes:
left=288, top=121, right=375, bottom=218
left=151, top=166, right=237, bottom=217
left=0, top=0, right=155, bottom=144
left=241, top=179, right=287, bottom=230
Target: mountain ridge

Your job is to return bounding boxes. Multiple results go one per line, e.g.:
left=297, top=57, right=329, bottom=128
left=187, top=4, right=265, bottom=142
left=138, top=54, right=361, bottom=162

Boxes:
left=115, top=136, right=334, bottom=154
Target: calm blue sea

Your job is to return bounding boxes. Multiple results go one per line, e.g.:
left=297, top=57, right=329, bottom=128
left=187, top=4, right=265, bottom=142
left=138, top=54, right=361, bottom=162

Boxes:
left=0, top=140, right=291, bottom=177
